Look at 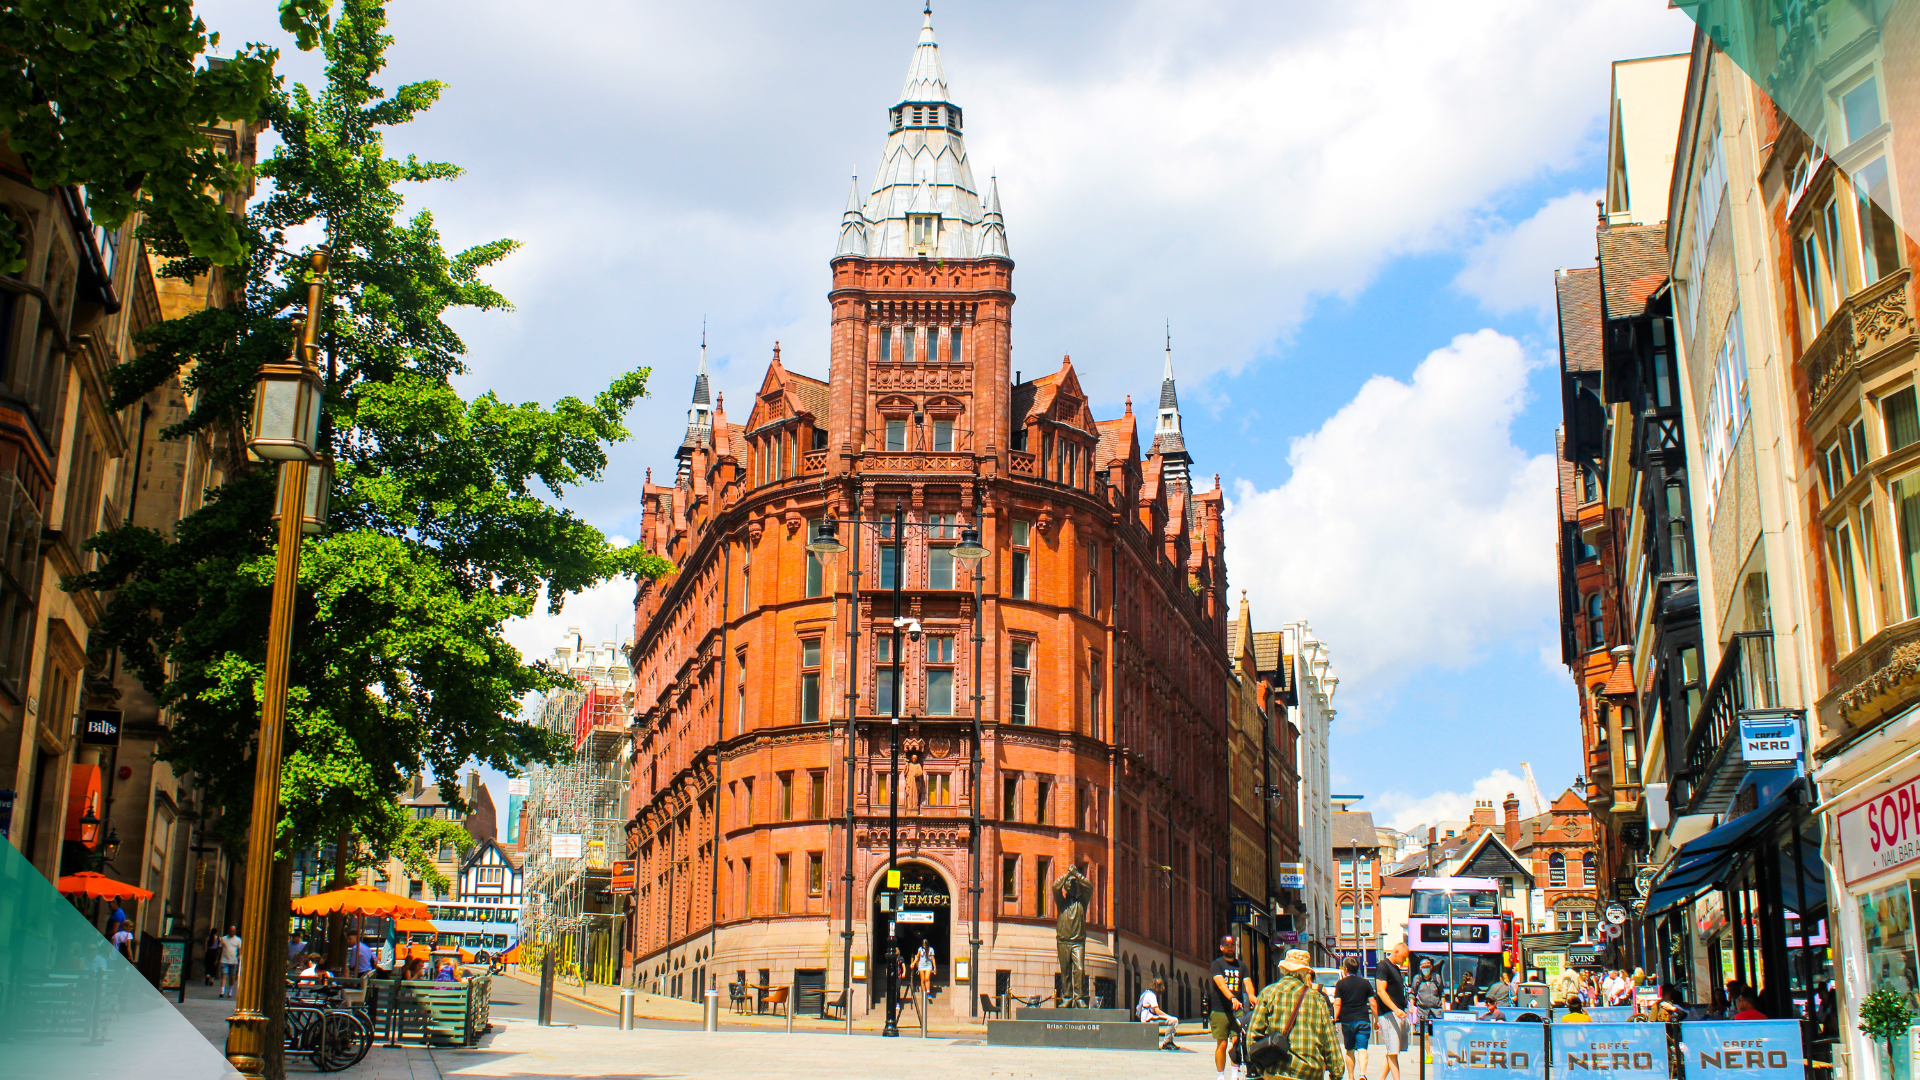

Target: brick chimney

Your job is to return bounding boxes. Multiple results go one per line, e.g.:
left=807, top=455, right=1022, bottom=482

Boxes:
left=1503, top=792, right=1521, bottom=847
left=1470, top=799, right=1496, bottom=828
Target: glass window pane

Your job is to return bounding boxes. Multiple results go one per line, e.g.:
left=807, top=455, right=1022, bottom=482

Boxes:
left=877, top=670, right=895, bottom=716
left=886, top=421, right=906, bottom=452
left=1858, top=156, right=1903, bottom=286
left=802, top=639, right=821, bottom=667
left=805, top=550, right=823, bottom=597
left=1889, top=389, right=1920, bottom=455
left=880, top=327, right=892, bottom=362
left=930, top=547, right=954, bottom=589
left=1845, top=76, right=1883, bottom=143
left=1011, top=641, right=1029, bottom=669
left=1011, top=674, right=1029, bottom=724
left=928, top=670, right=953, bottom=714
left=951, top=330, right=962, bottom=365
left=802, top=673, right=820, bottom=722
left=1011, top=552, right=1028, bottom=599
left=933, top=421, right=953, bottom=452
left=1896, top=474, right=1920, bottom=619
left=880, top=547, right=897, bottom=590
left=1012, top=520, right=1030, bottom=547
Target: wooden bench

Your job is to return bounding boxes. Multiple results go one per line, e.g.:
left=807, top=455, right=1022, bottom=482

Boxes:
left=368, top=975, right=491, bottom=1047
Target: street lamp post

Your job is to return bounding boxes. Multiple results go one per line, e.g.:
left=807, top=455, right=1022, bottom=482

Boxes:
left=808, top=492, right=986, bottom=1038
left=226, top=250, right=330, bottom=1080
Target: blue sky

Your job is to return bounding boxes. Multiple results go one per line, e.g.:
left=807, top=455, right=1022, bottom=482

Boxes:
left=196, top=0, right=1699, bottom=830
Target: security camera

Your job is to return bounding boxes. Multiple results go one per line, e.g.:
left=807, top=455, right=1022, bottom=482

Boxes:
left=893, top=616, right=923, bottom=642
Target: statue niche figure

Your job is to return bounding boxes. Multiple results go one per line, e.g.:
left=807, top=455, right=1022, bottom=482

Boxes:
left=1051, top=865, right=1093, bottom=1007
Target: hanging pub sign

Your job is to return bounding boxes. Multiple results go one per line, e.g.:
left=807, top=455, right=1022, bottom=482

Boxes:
left=1557, top=1021, right=1665, bottom=1080
left=1277, top=862, right=1306, bottom=889
left=1679, top=1021, right=1804, bottom=1079
left=1433, top=1021, right=1545, bottom=1080
left=81, top=709, right=122, bottom=746
left=1836, top=762, right=1920, bottom=885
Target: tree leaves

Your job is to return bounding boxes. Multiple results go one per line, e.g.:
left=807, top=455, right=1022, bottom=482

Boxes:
left=67, top=0, right=669, bottom=874
left=0, top=0, right=295, bottom=270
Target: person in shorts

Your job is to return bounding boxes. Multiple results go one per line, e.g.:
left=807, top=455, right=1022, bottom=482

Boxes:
left=1333, top=955, right=1376, bottom=1080
left=1210, top=934, right=1256, bottom=1080
left=1374, top=942, right=1412, bottom=1080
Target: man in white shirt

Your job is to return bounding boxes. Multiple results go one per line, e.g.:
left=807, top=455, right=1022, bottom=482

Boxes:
left=1137, top=976, right=1179, bottom=1050
left=219, top=926, right=242, bottom=998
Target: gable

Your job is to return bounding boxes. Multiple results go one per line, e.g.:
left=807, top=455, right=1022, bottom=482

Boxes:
left=1458, top=833, right=1535, bottom=884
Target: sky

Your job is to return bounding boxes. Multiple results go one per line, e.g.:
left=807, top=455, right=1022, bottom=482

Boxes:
left=195, top=0, right=1700, bottom=831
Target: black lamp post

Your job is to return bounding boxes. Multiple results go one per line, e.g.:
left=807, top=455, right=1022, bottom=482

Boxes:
left=808, top=491, right=986, bottom=1038
left=958, top=512, right=987, bottom=1016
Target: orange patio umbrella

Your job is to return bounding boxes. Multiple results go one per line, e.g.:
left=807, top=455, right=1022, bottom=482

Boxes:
left=56, top=871, right=154, bottom=900
left=290, top=883, right=429, bottom=919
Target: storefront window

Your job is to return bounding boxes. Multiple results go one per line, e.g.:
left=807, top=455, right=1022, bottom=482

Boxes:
left=1861, top=881, right=1918, bottom=1080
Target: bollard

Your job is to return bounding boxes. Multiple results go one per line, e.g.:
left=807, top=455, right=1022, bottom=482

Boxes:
left=619, top=987, right=635, bottom=1031
left=787, top=989, right=795, bottom=1033
left=704, top=988, right=720, bottom=1031
left=538, top=950, right=556, bottom=1027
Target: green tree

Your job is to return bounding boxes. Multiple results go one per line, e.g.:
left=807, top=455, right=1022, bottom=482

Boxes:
left=66, top=0, right=669, bottom=884
left=1860, top=986, right=1914, bottom=1076
left=0, top=0, right=334, bottom=272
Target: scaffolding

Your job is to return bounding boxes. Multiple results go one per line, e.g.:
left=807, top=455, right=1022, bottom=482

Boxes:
left=518, top=629, right=632, bottom=985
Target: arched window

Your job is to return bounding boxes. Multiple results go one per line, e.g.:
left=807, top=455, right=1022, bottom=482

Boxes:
left=1583, top=851, right=1597, bottom=886
left=1549, top=852, right=1566, bottom=887
left=1586, top=594, right=1605, bottom=650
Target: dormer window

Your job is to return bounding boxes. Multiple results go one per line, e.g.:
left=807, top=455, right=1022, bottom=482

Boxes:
left=912, top=215, right=938, bottom=247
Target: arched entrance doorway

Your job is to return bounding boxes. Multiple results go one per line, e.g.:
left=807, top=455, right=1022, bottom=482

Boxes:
left=869, top=862, right=951, bottom=1007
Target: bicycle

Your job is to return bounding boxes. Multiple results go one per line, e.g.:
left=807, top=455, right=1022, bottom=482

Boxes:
left=284, top=982, right=372, bottom=1072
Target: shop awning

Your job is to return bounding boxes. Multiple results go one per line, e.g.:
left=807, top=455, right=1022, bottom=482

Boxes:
left=1644, top=777, right=1810, bottom=916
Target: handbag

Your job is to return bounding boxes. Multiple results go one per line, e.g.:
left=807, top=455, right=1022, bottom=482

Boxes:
left=1247, top=985, right=1310, bottom=1072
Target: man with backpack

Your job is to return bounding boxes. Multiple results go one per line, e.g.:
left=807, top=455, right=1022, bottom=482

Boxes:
left=1247, top=949, right=1344, bottom=1080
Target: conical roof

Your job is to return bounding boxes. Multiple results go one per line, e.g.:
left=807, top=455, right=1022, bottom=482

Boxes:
left=898, top=6, right=950, bottom=105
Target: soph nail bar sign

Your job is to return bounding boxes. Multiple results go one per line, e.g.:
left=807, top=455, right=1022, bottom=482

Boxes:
left=1838, top=767, right=1920, bottom=885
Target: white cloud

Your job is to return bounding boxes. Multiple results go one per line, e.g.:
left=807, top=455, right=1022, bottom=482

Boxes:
left=191, top=0, right=1693, bottom=530
left=1371, top=769, right=1529, bottom=834
left=1223, top=330, right=1558, bottom=687
left=498, top=538, right=639, bottom=670
left=1454, top=189, right=1605, bottom=320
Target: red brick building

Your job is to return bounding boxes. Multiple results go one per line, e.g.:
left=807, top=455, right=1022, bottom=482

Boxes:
left=623, top=11, right=1232, bottom=1020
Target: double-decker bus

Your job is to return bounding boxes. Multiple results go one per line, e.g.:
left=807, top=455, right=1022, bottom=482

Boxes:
left=1407, top=877, right=1506, bottom=992
left=391, top=903, right=519, bottom=964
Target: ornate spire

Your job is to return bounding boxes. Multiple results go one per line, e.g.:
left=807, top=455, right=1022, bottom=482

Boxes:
left=979, top=175, right=1009, bottom=259
left=1153, top=322, right=1192, bottom=487
left=676, top=326, right=714, bottom=481
left=838, top=6, right=996, bottom=261
left=835, top=174, right=867, bottom=257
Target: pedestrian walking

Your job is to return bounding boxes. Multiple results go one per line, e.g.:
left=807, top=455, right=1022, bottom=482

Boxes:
left=110, top=926, right=135, bottom=961
left=1373, top=942, right=1412, bottom=1080
left=218, top=926, right=242, bottom=998
left=1247, top=949, right=1343, bottom=1080
left=1410, top=958, right=1444, bottom=1061
left=1210, top=935, right=1256, bottom=1080
left=915, top=940, right=935, bottom=999
left=1137, top=976, right=1180, bottom=1050
left=1332, top=955, right=1376, bottom=1080
left=203, top=927, right=222, bottom=986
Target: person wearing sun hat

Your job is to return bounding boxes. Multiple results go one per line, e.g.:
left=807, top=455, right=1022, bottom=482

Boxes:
left=1247, top=949, right=1343, bottom=1080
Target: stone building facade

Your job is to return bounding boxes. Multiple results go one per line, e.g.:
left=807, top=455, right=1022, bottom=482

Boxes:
left=623, top=10, right=1232, bottom=1020
left=1225, top=592, right=1300, bottom=987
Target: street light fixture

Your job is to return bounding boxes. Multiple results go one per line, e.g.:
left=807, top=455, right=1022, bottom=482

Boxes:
left=816, top=491, right=987, bottom=1038
left=227, top=250, right=330, bottom=1080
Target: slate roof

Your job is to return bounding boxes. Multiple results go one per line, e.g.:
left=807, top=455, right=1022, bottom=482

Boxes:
left=1333, top=812, right=1380, bottom=849
left=1095, top=415, right=1135, bottom=467
left=1556, top=266, right=1603, bottom=374
left=1253, top=632, right=1284, bottom=675
left=1555, top=428, right=1576, bottom=520
left=789, top=373, right=831, bottom=421
left=1596, top=224, right=1669, bottom=319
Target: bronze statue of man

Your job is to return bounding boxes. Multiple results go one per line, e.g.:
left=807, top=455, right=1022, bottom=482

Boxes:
left=1052, top=865, right=1093, bottom=1007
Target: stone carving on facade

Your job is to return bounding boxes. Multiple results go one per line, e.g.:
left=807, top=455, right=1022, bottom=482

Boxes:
left=1853, top=281, right=1914, bottom=349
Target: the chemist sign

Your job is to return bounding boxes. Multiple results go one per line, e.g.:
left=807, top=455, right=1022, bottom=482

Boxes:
left=1679, top=1021, right=1803, bottom=1079
left=1837, top=763, right=1920, bottom=884
left=1433, top=1022, right=1545, bottom=1080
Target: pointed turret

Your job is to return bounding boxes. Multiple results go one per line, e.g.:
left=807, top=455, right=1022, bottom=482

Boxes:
left=1153, top=325, right=1190, bottom=476
left=675, top=330, right=714, bottom=484
left=979, top=175, right=1009, bottom=259
left=835, top=174, right=868, bottom=257
left=838, top=5, right=999, bottom=261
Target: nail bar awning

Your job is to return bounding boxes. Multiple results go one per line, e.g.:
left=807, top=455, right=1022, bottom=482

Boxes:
left=1644, top=777, right=1812, bottom=917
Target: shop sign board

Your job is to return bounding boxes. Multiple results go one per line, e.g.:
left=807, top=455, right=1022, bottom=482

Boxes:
left=1604, top=903, right=1627, bottom=924
left=1277, top=862, right=1306, bottom=889
left=551, top=833, right=583, bottom=859
left=1432, top=1021, right=1545, bottom=1080
left=1678, top=1021, right=1803, bottom=1079
left=610, top=860, right=636, bottom=895
left=1739, top=713, right=1801, bottom=765
left=1558, top=1021, right=1664, bottom=1080
left=1535, top=952, right=1565, bottom=983
left=1836, top=765, right=1920, bottom=884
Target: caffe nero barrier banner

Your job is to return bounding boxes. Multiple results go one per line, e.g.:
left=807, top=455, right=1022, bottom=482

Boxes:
left=1430, top=1020, right=1804, bottom=1080
left=1679, top=1022, right=1805, bottom=1080
left=1435, top=1022, right=1548, bottom=1080
left=1556, top=1023, right=1667, bottom=1080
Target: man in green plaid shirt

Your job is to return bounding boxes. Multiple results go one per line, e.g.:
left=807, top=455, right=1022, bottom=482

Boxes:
left=1247, top=949, right=1345, bottom=1080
